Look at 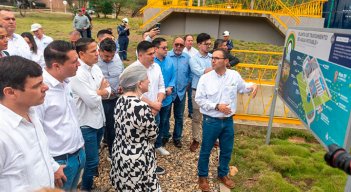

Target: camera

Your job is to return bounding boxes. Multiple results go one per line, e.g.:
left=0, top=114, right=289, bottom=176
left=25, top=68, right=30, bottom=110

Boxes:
left=324, top=144, right=351, bottom=175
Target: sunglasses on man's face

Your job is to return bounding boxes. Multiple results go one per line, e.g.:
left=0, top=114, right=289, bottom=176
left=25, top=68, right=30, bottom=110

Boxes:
left=174, top=43, right=184, bottom=47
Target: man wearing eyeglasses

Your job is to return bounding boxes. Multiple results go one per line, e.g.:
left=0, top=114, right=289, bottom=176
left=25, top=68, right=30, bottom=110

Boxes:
left=165, top=37, right=191, bottom=149
left=0, top=9, right=31, bottom=59
left=152, top=37, right=175, bottom=155
left=189, top=33, right=213, bottom=153
left=195, top=49, right=257, bottom=191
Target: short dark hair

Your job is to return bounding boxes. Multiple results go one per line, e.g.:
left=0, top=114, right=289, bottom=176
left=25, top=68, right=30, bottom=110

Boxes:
left=213, top=49, right=229, bottom=59
left=196, top=33, right=211, bottom=44
left=21, top=32, right=38, bottom=54
left=0, top=56, right=42, bottom=99
left=75, top=38, right=95, bottom=54
left=214, top=39, right=225, bottom=50
left=137, top=41, right=154, bottom=54
left=152, top=37, right=166, bottom=47
left=44, top=40, right=75, bottom=68
left=97, top=29, right=112, bottom=38
left=99, top=38, right=116, bottom=52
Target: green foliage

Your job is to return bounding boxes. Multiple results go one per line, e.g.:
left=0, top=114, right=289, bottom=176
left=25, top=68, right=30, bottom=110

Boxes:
left=232, top=126, right=346, bottom=192
left=251, top=172, right=300, bottom=192
left=275, top=128, right=317, bottom=143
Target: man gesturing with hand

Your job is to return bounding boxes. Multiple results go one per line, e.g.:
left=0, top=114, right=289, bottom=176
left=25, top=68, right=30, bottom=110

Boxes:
left=195, top=49, right=257, bottom=192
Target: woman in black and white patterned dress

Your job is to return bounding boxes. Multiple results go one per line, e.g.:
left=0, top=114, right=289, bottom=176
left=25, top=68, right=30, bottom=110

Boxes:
left=110, top=64, right=161, bottom=191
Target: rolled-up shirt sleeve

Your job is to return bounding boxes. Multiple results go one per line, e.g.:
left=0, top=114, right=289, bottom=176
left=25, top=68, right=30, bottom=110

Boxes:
left=236, top=72, right=253, bottom=94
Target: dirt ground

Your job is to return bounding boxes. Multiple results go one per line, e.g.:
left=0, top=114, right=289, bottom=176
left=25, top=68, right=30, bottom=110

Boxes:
left=94, top=111, right=221, bottom=192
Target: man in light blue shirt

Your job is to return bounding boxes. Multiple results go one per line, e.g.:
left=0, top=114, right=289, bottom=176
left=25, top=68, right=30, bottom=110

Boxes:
left=97, top=38, right=124, bottom=157
left=152, top=37, right=175, bottom=155
left=167, top=37, right=191, bottom=148
left=189, top=33, right=212, bottom=152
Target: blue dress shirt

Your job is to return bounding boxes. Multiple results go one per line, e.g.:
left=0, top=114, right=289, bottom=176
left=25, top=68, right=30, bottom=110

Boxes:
left=168, top=50, right=191, bottom=101
left=154, top=56, right=176, bottom=106
left=189, top=52, right=212, bottom=89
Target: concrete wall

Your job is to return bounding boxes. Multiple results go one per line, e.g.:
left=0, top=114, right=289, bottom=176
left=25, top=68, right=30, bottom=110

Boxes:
left=159, top=12, right=286, bottom=45
left=236, top=85, right=297, bottom=118
left=279, top=16, right=325, bottom=28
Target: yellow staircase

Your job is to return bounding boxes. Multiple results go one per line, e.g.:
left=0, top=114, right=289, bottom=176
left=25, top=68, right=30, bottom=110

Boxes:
left=140, top=0, right=327, bottom=35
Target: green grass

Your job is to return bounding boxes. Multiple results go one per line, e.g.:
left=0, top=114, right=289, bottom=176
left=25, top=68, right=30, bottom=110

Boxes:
left=14, top=12, right=347, bottom=191
left=231, top=126, right=347, bottom=192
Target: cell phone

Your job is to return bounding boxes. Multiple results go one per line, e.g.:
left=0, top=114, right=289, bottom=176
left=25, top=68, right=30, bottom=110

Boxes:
left=155, top=23, right=161, bottom=30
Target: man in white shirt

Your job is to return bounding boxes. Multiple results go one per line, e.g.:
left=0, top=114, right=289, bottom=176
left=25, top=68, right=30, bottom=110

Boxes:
left=31, top=23, right=54, bottom=53
left=0, top=9, right=30, bottom=59
left=182, top=34, right=198, bottom=119
left=34, top=40, right=85, bottom=191
left=70, top=38, right=111, bottom=191
left=195, top=49, right=257, bottom=191
left=0, top=56, right=64, bottom=191
left=183, top=34, right=199, bottom=57
left=129, top=40, right=166, bottom=174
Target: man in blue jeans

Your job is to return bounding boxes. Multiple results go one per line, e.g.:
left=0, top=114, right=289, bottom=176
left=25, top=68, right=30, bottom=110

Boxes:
left=70, top=38, right=111, bottom=191
left=97, top=38, right=124, bottom=157
left=153, top=37, right=175, bottom=154
left=195, top=49, right=257, bottom=191
left=167, top=37, right=191, bottom=148
left=35, top=40, right=86, bottom=190
left=117, top=18, right=130, bottom=61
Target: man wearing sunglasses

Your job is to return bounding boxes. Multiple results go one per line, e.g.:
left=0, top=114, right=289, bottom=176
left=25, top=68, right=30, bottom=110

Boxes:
left=195, top=49, right=257, bottom=191
left=152, top=37, right=175, bottom=155
left=189, top=33, right=213, bottom=153
left=165, top=37, right=191, bottom=149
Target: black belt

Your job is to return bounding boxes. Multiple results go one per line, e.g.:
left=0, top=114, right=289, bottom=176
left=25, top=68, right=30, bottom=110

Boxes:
left=204, top=114, right=233, bottom=120
left=54, top=148, right=81, bottom=161
left=192, top=88, right=197, bottom=91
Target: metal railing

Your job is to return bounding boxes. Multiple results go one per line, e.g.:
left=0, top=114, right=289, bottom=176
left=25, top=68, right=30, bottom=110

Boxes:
left=140, top=0, right=304, bottom=31
left=232, top=49, right=301, bottom=124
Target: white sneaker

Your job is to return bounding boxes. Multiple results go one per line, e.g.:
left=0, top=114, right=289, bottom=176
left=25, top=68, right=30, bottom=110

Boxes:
left=156, top=147, right=170, bottom=156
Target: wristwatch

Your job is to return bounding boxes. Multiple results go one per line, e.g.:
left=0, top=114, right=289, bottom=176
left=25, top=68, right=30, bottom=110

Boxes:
left=215, top=104, right=219, bottom=111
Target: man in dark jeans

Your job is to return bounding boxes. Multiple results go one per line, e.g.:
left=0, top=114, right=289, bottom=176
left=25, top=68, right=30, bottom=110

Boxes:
left=83, top=8, right=92, bottom=38
left=97, top=38, right=124, bottom=157
left=117, top=18, right=130, bottom=61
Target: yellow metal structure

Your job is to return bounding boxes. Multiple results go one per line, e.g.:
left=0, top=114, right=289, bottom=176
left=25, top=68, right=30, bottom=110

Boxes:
left=141, top=0, right=325, bottom=31
left=231, top=49, right=301, bottom=125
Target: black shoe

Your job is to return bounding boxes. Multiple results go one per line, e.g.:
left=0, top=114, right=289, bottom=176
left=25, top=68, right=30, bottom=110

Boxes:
left=162, top=138, right=169, bottom=146
left=173, top=139, right=182, bottom=148
left=188, top=113, right=193, bottom=119
left=156, top=166, right=165, bottom=175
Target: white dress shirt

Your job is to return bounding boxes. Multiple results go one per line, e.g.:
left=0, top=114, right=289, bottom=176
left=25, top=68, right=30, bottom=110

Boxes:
left=34, top=35, right=54, bottom=53
left=195, top=69, right=253, bottom=118
left=34, top=70, right=85, bottom=158
left=6, top=33, right=31, bottom=59
left=70, top=59, right=108, bottom=129
left=0, top=104, right=55, bottom=192
left=29, top=50, right=45, bottom=67
left=129, top=60, right=165, bottom=102
left=183, top=47, right=199, bottom=58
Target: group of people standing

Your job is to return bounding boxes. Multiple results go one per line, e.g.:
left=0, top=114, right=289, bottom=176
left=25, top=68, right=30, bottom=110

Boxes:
left=0, top=7, right=258, bottom=192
